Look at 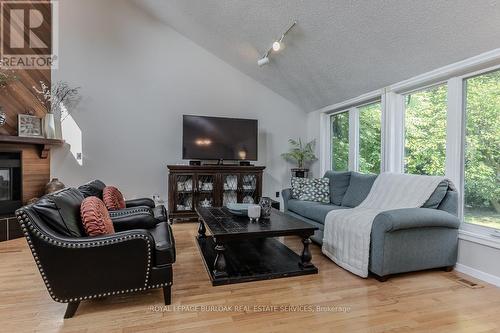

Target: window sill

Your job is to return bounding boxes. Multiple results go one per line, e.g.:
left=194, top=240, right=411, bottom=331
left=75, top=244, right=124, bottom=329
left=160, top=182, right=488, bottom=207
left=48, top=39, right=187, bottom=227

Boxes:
left=458, top=228, right=500, bottom=250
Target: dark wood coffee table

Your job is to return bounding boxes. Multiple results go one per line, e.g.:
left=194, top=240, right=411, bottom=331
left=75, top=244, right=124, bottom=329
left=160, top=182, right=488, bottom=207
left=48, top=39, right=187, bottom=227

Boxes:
left=195, top=207, right=318, bottom=286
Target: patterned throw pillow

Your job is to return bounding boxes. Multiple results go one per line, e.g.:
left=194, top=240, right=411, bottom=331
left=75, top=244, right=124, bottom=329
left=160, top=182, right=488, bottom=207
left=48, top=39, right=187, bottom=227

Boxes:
left=298, top=178, right=330, bottom=203
left=291, top=177, right=304, bottom=199
left=80, top=196, right=115, bottom=236
left=102, top=186, right=126, bottom=211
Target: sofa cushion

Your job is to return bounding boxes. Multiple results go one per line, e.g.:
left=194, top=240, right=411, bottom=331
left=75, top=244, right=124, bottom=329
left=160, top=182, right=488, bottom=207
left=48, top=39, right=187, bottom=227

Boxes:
left=287, top=199, right=320, bottom=216
left=31, top=188, right=85, bottom=237
left=78, top=179, right=106, bottom=198
left=80, top=197, right=115, bottom=236
left=323, top=171, right=351, bottom=205
left=298, top=178, right=330, bottom=203
left=302, top=203, right=348, bottom=223
left=103, top=186, right=126, bottom=211
left=422, top=180, right=449, bottom=209
left=341, top=172, right=378, bottom=207
left=437, top=190, right=458, bottom=216
left=149, top=222, right=176, bottom=265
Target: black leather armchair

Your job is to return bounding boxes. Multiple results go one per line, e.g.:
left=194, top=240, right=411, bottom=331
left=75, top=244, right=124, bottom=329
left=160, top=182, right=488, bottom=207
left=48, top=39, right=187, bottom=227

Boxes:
left=15, top=188, right=176, bottom=319
left=78, top=180, right=168, bottom=222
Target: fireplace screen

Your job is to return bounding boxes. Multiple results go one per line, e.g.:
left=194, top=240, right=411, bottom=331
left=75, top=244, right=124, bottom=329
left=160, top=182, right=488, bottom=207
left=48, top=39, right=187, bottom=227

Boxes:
left=0, top=169, right=11, bottom=201
left=0, top=153, right=22, bottom=216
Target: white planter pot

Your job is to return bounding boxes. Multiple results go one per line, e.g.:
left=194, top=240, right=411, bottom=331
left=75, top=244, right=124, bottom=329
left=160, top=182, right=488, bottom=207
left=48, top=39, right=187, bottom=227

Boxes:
left=44, top=113, right=56, bottom=139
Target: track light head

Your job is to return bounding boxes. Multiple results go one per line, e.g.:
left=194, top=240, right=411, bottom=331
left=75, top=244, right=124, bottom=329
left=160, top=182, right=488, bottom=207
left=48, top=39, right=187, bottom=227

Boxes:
left=272, top=41, right=281, bottom=52
left=257, top=20, right=296, bottom=67
left=257, top=56, right=270, bottom=67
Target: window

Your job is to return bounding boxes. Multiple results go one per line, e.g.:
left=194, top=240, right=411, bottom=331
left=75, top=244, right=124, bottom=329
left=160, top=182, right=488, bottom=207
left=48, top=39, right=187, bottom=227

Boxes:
left=464, top=70, right=500, bottom=230
left=330, top=111, right=349, bottom=171
left=358, top=102, right=382, bottom=174
left=404, top=84, right=447, bottom=175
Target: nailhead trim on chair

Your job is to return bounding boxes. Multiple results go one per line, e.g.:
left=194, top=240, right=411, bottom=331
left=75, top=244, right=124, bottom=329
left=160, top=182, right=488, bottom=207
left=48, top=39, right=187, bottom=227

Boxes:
left=15, top=209, right=170, bottom=304
left=108, top=208, right=151, bottom=217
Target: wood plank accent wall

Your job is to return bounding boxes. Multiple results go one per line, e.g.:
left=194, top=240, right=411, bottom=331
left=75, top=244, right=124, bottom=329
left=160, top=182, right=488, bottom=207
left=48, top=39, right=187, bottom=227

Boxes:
left=0, top=69, right=50, bottom=136
left=0, top=0, right=52, bottom=136
left=0, top=0, right=52, bottom=203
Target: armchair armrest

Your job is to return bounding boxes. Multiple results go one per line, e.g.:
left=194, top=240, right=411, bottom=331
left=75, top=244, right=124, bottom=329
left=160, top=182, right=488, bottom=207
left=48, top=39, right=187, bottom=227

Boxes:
left=373, top=208, right=461, bottom=233
left=26, top=226, right=155, bottom=302
left=109, top=207, right=158, bottom=231
left=282, top=188, right=292, bottom=211
left=126, top=198, right=155, bottom=208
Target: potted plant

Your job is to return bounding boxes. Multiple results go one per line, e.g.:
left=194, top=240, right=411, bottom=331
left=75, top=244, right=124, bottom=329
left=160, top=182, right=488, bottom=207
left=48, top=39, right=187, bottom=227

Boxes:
left=281, top=139, right=317, bottom=178
left=33, top=80, right=81, bottom=139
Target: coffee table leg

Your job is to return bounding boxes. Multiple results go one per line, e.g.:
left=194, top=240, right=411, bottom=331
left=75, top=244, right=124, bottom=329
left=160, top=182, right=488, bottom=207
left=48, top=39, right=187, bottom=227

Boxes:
left=213, top=241, right=228, bottom=278
left=300, top=237, right=313, bottom=269
left=197, top=218, right=206, bottom=238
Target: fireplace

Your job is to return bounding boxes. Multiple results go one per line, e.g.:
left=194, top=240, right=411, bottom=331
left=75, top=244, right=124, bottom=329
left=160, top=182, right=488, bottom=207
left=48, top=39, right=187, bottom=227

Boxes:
left=0, top=152, right=22, bottom=216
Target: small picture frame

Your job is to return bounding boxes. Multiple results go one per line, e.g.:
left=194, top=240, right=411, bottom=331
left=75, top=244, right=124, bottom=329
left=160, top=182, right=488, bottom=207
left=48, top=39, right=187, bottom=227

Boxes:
left=18, top=114, right=43, bottom=138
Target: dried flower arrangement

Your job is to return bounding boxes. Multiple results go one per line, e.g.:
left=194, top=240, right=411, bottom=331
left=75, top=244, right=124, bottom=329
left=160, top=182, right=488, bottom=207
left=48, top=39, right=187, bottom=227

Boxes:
left=33, top=81, right=81, bottom=120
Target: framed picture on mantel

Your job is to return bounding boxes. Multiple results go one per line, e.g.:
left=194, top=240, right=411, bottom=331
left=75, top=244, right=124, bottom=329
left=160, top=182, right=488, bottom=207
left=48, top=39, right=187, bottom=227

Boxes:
left=18, top=114, right=43, bottom=138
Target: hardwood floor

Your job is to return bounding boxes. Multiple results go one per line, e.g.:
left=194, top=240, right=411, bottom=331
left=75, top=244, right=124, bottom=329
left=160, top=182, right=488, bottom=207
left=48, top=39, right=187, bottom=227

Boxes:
left=1, top=222, right=500, bottom=333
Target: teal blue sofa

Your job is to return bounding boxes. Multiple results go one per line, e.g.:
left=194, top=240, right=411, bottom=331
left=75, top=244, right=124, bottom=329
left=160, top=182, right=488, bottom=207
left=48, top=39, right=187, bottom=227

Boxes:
left=282, top=171, right=460, bottom=280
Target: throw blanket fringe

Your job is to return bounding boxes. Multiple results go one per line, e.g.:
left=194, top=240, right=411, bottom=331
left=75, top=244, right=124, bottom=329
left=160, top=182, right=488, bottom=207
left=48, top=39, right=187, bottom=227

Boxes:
left=322, top=173, right=450, bottom=278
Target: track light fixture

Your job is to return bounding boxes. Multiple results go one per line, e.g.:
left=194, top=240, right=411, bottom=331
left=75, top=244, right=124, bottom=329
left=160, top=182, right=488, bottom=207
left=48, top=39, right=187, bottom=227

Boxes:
left=257, top=20, right=297, bottom=67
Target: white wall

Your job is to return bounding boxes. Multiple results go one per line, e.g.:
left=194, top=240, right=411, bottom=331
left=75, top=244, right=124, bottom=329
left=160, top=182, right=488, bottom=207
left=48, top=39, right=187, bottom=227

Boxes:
left=306, top=110, right=322, bottom=178
left=51, top=0, right=307, bottom=203
left=457, top=240, right=500, bottom=287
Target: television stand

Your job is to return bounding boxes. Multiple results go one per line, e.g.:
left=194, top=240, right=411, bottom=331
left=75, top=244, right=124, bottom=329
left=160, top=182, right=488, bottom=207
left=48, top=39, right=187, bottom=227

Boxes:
left=167, top=164, right=265, bottom=222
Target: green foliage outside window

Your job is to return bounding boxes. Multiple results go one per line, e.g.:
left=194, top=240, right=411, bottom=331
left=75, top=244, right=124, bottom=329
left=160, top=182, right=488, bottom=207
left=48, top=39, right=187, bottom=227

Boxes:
left=404, top=84, right=447, bottom=176
left=359, top=103, right=381, bottom=174
left=331, top=112, right=349, bottom=171
left=464, top=70, right=500, bottom=228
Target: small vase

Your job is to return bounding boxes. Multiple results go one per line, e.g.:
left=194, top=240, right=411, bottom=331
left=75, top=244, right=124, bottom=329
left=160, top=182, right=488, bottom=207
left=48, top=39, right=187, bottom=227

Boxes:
left=44, top=113, right=56, bottom=139
left=248, top=204, right=261, bottom=222
left=259, top=197, right=272, bottom=219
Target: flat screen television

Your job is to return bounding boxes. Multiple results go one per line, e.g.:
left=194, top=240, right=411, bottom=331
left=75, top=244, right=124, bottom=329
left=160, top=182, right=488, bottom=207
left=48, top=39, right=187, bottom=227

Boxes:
left=183, top=115, right=258, bottom=161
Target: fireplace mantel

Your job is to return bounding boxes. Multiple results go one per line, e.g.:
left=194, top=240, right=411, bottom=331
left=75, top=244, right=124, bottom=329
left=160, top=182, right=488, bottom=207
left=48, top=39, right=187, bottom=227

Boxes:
left=0, top=135, right=64, bottom=159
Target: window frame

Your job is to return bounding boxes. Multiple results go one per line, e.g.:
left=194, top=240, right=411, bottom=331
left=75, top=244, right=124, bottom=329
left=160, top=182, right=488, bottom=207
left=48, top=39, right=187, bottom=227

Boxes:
left=457, top=67, right=500, bottom=235
left=402, top=81, right=449, bottom=176
left=327, top=99, right=383, bottom=174
left=357, top=101, right=383, bottom=174
left=329, top=110, right=350, bottom=172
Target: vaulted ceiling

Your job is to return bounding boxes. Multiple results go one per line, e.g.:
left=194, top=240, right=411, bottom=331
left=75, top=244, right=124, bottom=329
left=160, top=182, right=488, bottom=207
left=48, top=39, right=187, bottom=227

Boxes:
left=132, top=0, right=500, bottom=111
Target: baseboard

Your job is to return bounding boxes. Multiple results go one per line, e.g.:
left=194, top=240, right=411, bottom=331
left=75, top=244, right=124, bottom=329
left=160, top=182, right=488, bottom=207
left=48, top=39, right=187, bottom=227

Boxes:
left=455, top=263, right=500, bottom=287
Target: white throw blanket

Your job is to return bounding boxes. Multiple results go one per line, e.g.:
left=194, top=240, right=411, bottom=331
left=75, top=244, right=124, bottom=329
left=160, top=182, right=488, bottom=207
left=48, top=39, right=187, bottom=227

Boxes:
left=322, top=173, right=449, bottom=278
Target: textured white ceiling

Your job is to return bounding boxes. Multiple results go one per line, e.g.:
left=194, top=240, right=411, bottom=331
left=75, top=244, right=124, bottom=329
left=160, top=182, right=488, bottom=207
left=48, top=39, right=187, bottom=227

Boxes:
left=132, top=0, right=500, bottom=111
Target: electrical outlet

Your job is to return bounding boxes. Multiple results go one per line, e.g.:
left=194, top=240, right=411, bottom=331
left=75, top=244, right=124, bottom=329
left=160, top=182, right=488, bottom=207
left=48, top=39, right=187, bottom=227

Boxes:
left=275, top=191, right=280, bottom=198
left=76, top=153, right=82, bottom=160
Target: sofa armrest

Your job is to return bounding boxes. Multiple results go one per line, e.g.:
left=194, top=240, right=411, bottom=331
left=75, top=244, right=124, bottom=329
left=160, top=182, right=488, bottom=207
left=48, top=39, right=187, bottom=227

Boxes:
left=126, top=198, right=155, bottom=208
left=373, top=208, right=461, bottom=233
left=282, top=188, right=292, bottom=211
left=109, top=207, right=158, bottom=231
